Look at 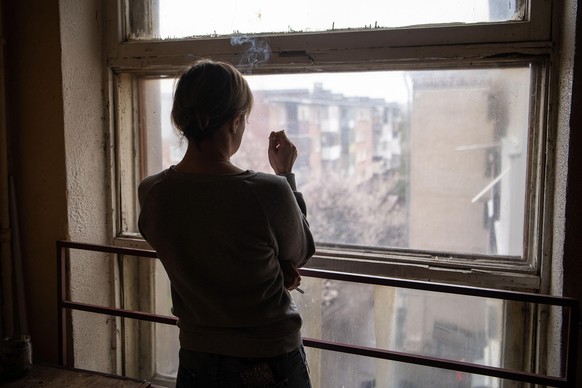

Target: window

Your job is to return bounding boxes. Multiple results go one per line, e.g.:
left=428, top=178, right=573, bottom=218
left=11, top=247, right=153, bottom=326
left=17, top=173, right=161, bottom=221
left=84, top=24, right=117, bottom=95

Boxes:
left=138, top=66, right=534, bottom=257
left=107, top=0, right=556, bottom=385
left=129, top=0, right=528, bottom=39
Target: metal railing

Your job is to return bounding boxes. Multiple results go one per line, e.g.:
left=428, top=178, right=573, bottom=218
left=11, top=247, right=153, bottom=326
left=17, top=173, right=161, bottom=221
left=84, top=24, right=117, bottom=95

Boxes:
left=57, top=240, right=579, bottom=387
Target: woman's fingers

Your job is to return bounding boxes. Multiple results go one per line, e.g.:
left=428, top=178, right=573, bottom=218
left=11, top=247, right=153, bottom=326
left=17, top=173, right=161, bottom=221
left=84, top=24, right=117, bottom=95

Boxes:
left=268, top=130, right=297, bottom=174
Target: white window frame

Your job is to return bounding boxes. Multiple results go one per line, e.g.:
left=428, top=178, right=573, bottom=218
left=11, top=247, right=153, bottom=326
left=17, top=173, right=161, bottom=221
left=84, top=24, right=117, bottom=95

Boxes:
left=106, top=0, right=556, bottom=292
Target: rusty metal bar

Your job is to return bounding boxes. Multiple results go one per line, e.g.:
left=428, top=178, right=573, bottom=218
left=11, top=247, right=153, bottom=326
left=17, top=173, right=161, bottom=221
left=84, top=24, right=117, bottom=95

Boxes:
left=56, top=240, right=578, bottom=307
left=57, top=240, right=158, bottom=258
left=301, top=338, right=569, bottom=387
left=61, top=300, right=178, bottom=326
left=55, top=299, right=571, bottom=387
left=56, top=242, right=67, bottom=366
left=56, top=240, right=579, bottom=387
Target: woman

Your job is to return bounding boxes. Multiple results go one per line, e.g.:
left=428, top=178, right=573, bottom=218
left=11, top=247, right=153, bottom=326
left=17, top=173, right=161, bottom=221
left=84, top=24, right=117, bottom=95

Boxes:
left=138, top=59, right=315, bottom=387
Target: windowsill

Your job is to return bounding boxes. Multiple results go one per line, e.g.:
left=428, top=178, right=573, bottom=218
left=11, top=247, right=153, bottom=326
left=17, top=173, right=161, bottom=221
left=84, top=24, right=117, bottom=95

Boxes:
left=308, top=254, right=539, bottom=290
left=113, top=235, right=540, bottom=290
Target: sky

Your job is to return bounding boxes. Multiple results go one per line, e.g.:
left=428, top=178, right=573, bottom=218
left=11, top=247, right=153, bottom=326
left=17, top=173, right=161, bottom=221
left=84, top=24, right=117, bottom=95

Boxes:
left=244, top=72, right=410, bottom=104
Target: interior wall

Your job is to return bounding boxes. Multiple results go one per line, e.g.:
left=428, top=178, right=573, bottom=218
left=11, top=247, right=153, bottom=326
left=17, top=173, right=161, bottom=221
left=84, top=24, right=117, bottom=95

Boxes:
left=561, top=0, right=582, bottom=381
left=59, top=0, right=113, bottom=373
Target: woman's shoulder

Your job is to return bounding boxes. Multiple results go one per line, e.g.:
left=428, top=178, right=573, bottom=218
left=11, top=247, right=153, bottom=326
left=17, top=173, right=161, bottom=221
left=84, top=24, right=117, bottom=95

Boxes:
left=138, top=169, right=170, bottom=205
left=245, top=172, right=299, bottom=206
left=246, top=171, right=289, bottom=188
left=139, top=169, right=169, bottom=188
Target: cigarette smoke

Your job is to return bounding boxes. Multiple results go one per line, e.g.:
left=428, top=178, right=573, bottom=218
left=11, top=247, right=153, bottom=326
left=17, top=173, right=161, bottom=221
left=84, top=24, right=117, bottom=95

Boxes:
left=230, top=36, right=271, bottom=73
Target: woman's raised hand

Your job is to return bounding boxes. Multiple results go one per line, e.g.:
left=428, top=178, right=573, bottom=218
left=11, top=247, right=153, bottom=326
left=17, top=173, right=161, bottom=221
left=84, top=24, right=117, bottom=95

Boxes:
left=268, top=130, right=297, bottom=175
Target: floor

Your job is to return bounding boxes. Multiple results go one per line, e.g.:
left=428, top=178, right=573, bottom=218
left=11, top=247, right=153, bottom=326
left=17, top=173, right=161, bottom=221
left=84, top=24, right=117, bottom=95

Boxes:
left=0, top=364, right=152, bottom=387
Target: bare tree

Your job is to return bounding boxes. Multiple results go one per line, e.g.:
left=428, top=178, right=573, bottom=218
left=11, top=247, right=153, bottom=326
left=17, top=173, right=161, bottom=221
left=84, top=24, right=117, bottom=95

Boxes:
left=304, top=172, right=407, bottom=248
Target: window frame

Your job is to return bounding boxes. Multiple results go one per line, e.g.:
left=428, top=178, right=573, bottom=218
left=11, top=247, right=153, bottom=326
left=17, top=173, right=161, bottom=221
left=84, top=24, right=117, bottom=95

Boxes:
left=106, top=1, right=553, bottom=68
left=106, top=0, right=556, bottom=292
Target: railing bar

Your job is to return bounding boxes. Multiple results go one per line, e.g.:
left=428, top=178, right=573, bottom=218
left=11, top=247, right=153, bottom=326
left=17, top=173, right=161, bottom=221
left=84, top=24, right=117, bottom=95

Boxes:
left=302, top=338, right=568, bottom=387
left=56, top=240, right=158, bottom=258
left=57, top=243, right=66, bottom=366
left=59, top=300, right=566, bottom=386
left=57, top=240, right=578, bottom=386
left=61, top=301, right=178, bottom=326
left=59, top=300, right=568, bottom=387
left=56, top=240, right=576, bottom=307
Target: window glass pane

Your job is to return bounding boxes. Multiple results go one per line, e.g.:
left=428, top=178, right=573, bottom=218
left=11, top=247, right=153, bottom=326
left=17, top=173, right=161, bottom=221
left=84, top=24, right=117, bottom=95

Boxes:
left=303, top=349, right=517, bottom=388
left=406, top=67, right=530, bottom=257
left=140, top=65, right=531, bottom=257
left=128, top=0, right=526, bottom=40
left=294, top=278, right=528, bottom=376
left=154, top=261, right=180, bottom=378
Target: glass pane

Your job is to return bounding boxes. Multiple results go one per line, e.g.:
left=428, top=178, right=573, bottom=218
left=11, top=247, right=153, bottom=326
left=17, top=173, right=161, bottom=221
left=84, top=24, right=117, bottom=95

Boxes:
left=303, top=349, right=531, bottom=388
left=128, top=0, right=526, bottom=40
left=294, top=278, right=528, bottom=375
left=154, top=260, right=180, bottom=378
left=140, top=65, right=531, bottom=257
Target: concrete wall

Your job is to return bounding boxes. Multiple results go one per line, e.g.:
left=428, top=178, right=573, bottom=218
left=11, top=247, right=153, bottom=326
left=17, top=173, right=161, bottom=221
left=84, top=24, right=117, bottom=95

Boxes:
left=558, top=0, right=582, bottom=380
left=59, top=0, right=115, bottom=373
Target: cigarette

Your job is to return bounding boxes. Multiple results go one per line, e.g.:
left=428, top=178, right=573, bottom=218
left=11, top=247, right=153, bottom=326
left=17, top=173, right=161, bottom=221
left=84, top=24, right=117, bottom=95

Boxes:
left=295, top=287, right=305, bottom=294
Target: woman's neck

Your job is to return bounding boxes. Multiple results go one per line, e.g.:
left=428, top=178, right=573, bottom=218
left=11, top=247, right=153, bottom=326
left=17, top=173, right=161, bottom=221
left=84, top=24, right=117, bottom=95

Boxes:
left=174, top=142, right=243, bottom=175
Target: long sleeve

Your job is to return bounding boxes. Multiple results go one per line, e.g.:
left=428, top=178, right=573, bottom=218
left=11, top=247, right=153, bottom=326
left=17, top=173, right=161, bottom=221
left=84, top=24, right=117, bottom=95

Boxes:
left=278, top=173, right=308, bottom=216
left=259, top=174, right=315, bottom=269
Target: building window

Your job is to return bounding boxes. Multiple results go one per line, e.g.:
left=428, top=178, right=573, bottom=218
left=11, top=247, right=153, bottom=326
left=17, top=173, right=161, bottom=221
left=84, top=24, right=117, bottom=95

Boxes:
left=107, top=0, right=556, bottom=385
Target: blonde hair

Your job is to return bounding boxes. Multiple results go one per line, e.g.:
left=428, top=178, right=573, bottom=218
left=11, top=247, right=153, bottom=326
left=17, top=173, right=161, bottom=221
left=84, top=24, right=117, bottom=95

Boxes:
left=171, top=59, right=253, bottom=141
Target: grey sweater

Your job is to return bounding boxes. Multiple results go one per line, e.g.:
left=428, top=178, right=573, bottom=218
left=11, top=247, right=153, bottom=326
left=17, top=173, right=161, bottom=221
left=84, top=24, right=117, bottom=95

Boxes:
left=138, top=167, right=315, bottom=357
